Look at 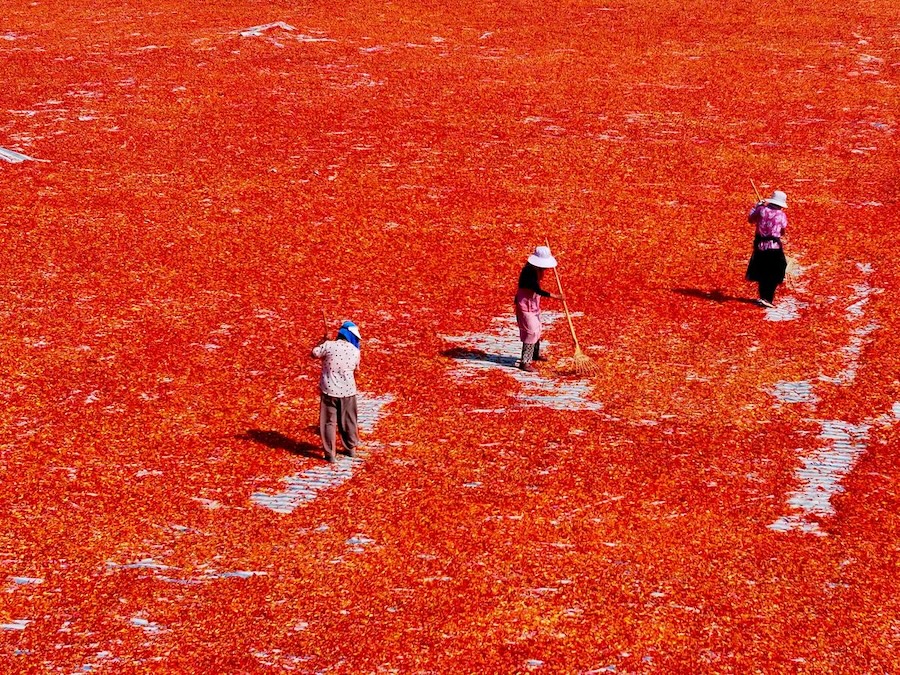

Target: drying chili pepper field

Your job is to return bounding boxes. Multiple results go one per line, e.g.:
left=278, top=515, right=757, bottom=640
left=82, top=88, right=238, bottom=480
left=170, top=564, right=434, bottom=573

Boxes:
left=1, top=0, right=899, bottom=672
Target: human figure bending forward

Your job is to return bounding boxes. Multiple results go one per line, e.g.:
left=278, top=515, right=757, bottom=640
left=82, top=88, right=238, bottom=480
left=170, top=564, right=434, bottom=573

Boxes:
left=311, top=320, right=361, bottom=463
left=515, top=246, right=563, bottom=372
left=746, top=190, right=789, bottom=308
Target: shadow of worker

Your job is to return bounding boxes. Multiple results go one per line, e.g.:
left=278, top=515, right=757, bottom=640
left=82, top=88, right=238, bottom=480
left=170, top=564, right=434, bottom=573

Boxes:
left=672, top=288, right=759, bottom=305
left=441, top=346, right=519, bottom=369
left=238, top=429, right=320, bottom=459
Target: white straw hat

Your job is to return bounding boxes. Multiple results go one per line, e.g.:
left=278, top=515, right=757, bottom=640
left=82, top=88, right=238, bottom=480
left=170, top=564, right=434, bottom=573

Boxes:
left=527, top=246, right=557, bottom=269
left=765, top=190, right=788, bottom=209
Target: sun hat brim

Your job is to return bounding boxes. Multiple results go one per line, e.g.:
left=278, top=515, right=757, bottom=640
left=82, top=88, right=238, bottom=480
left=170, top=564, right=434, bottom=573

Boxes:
left=765, top=195, right=788, bottom=209
left=528, top=254, right=557, bottom=268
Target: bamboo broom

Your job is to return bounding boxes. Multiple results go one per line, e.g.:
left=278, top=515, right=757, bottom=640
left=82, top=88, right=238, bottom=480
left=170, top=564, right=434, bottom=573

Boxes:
left=545, top=239, right=599, bottom=377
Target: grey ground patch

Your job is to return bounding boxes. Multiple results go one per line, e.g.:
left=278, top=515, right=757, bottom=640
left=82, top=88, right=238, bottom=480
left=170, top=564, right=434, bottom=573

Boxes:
left=818, top=273, right=880, bottom=386
left=771, top=380, right=818, bottom=405
left=761, top=255, right=809, bottom=322
left=442, top=312, right=603, bottom=412
left=251, top=394, right=394, bottom=514
left=770, top=420, right=871, bottom=536
left=763, top=296, right=808, bottom=322
left=768, top=263, right=894, bottom=534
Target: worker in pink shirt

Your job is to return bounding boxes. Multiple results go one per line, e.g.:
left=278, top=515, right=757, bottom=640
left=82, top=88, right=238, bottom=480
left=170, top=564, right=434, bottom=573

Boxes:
left=746, top=190, right=789, bottom=308
left=515, top=246, right=563, bottom=372
left=311, top=320, right=361, bottom=463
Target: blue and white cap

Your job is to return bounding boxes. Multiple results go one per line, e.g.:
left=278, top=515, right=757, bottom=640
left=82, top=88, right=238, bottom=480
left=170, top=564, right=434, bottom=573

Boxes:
left=337, top=320, right=361, bottom=349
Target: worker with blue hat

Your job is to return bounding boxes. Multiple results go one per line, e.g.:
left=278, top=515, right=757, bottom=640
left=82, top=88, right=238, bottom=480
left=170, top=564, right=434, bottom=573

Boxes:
left=312, top=320, right=361, bottom=462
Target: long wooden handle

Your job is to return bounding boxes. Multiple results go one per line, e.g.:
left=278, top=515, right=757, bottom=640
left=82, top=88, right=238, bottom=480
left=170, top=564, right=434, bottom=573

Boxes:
left=750, top=179, right=762, bottom=203
left=545, top=239, right=581, bottom=352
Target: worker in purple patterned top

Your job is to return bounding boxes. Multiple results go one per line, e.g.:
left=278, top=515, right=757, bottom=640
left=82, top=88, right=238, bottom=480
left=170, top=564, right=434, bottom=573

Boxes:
left=311, top=320, right=361, bottom=463
left=515, top=246, right=563, bottom=372
left=746, top=190, right=789, bottom=308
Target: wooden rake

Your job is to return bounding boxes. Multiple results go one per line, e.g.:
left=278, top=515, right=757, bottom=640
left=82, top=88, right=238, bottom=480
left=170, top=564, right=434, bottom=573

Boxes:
left=545, top=239, right=600, bottom=377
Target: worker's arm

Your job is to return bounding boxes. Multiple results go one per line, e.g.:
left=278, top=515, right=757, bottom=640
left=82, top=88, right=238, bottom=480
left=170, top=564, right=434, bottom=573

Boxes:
left=311, top=339, right=327, bottom=359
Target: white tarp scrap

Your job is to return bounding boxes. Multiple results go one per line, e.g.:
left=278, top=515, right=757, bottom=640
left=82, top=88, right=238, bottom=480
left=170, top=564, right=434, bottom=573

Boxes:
left=238, top=22, right=296, bottom=37
left=0, top=147, right=37, bottom=163
left=236, top=22, right=334, bottom=42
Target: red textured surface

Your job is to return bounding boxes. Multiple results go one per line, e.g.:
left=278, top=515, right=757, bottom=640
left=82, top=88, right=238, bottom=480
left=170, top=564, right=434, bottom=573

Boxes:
left=1, top=0, right=898, bottom=671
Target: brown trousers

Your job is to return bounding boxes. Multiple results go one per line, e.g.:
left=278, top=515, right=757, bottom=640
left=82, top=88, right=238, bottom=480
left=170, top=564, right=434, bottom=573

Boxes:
left=319, top=393, right=359, bottom=461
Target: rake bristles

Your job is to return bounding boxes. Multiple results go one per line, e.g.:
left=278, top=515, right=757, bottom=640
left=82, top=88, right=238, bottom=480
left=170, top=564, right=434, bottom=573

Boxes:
left=785, top=255, right=798, bottom=291
left=556, top=348, right=601, bottom=377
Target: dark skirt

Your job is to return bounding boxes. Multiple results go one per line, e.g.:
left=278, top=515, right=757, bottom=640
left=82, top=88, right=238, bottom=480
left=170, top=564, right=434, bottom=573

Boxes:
left=746, top=248, right=787, bottom=286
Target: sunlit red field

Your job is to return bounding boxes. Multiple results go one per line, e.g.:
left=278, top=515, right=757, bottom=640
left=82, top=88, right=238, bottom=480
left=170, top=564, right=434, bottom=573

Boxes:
left=1, top=0, right=899, bottom=671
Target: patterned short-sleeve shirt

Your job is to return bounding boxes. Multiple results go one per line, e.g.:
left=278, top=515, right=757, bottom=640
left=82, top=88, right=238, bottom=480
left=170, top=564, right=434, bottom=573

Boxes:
left=749, top=204, right=788, bottom=251
left=312, top=339, right=360, bottom=397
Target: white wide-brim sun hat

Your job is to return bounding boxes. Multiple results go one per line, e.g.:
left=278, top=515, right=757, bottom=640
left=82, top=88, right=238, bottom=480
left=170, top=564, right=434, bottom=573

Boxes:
left=527, top=245, right=557, bottom=269
left=765, top=190, right=788, bottom=209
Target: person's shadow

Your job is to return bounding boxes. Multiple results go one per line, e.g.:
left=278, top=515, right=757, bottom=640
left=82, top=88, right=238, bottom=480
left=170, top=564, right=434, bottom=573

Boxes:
left=672, top=288, right=759, bottom=305
left=441, top=346, right=519, bottom=369
left=238, top=429, right=320, bottom=459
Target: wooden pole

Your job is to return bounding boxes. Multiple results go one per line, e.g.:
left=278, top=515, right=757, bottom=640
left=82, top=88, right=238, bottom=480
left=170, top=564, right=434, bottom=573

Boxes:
left=750, top=179, right=762, bottom=203
left=545, top=239, right=581, bottom=352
